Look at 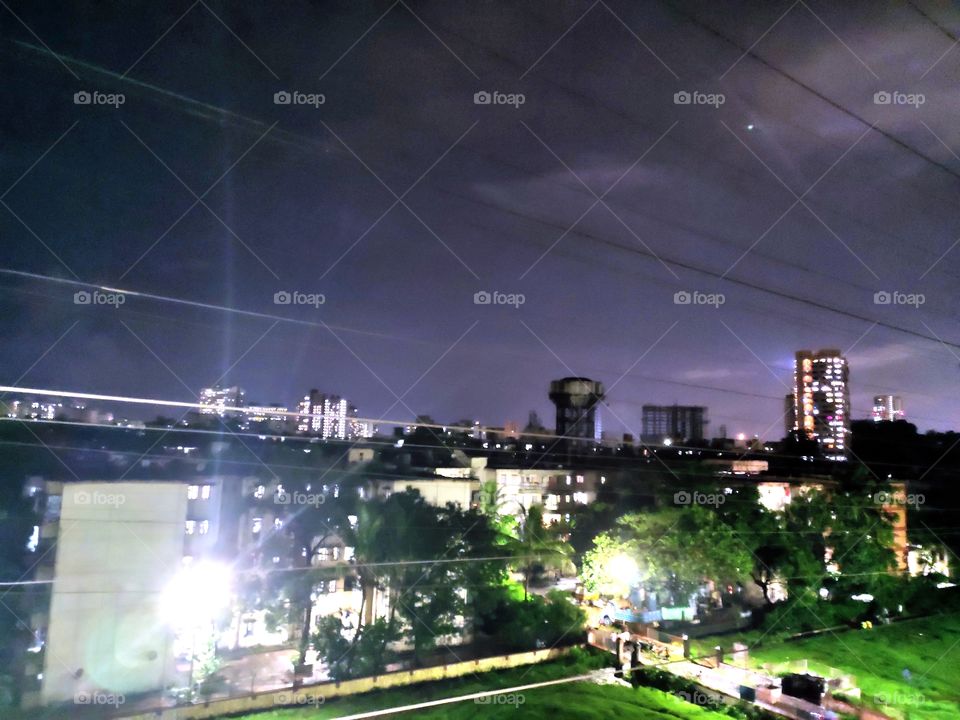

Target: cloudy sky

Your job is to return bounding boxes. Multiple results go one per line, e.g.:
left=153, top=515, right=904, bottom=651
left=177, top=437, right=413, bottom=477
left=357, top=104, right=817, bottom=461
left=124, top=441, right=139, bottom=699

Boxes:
left=2, top=0, right=959, bottom=438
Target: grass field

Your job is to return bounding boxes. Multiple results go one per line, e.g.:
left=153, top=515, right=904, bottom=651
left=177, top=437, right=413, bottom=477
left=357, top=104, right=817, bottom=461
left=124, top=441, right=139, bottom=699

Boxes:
left=745, top=613, right=960, bottom=720
left=223, top=651, right=733, bottom=720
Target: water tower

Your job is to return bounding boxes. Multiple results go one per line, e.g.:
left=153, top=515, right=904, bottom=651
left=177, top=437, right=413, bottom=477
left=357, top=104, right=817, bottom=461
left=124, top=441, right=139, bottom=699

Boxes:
left=548, top=377, right=605, bottom=447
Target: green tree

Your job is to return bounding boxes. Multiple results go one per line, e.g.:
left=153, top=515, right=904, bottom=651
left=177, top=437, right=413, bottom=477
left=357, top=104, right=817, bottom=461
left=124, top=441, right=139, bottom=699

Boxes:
left=584, top=505, right=751, bottom=605
left=503, top=504, right=573, bottom=600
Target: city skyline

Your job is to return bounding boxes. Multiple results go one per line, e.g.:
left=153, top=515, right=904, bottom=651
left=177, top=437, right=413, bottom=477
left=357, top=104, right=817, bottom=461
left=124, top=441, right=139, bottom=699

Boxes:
left=1, top=2, right=959, bottom=442
left=2, top=3, right=959, bottom=716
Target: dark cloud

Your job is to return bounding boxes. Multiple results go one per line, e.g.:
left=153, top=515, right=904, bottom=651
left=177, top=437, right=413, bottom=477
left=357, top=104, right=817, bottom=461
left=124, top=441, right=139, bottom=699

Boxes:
left=1, top=0, right=958, bottom=436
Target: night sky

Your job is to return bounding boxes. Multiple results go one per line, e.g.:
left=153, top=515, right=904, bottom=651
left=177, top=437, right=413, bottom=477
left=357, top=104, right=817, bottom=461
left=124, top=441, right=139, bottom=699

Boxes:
left=2, top=0, right=959, bottom=439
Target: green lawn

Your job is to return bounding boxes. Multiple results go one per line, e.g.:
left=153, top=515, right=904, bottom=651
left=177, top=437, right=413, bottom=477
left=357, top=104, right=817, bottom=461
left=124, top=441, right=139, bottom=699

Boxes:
left=744, top=614, right=960, bottom=720
left=224, top=651, right=733, bottom=720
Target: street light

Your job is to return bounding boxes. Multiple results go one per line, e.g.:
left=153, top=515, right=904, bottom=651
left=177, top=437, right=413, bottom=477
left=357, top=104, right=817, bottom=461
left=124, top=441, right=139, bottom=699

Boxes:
left=162, top=562, right=231, bottom=625
left=162, top=561, right=232, bottom=698
left=608, top=554, right=638, bottom=581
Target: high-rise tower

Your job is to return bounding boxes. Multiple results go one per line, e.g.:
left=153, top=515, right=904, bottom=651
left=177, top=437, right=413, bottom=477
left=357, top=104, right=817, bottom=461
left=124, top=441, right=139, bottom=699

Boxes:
left=792, top=349, right=850, bottom=461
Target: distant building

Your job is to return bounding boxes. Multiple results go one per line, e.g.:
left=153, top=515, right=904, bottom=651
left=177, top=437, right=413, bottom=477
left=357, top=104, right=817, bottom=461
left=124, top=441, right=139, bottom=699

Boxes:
left=297, top=390, right=362, bottom=440
left=784, top=394, right=796, bottom=437
left=792, top=349, right=850, bottom=461
left=641, top=404, right=707, bottom=444
left=348, top=406, right=375, bottom=440
left=242, top=404, right=288, bottom=432
left=198, top=385, right=245, bottom=417
left=872, top=395, right=904, bottom=422
left=548, top=377, right=604, bottom=446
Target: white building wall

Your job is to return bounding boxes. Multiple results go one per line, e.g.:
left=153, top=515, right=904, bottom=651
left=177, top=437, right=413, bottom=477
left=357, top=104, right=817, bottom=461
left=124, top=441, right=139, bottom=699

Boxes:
left=41, top=482, right=187, bottom=705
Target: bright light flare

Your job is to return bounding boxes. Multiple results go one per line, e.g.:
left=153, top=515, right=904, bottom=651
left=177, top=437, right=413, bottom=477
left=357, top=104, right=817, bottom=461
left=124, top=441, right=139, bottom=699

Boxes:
left=162, top=561, right=232, bottom=628
left=608, top=554, right=639, bottom=581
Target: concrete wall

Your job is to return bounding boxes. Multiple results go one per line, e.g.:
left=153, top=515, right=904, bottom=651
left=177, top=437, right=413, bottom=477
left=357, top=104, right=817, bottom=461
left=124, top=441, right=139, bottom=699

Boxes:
left=41, top=482, right=187, bottom=705
left=119, top=647, right=573, bottom=720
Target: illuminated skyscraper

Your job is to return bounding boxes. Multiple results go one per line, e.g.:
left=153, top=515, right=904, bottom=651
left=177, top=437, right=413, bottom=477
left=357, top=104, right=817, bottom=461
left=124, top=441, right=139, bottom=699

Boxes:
left=872, top=395, right=904, bottom=422
left=297, top=389, right=363, bottom=440
left=198, top=385, right=245, bottom=416
left=792, top=349, right=849, bottom=461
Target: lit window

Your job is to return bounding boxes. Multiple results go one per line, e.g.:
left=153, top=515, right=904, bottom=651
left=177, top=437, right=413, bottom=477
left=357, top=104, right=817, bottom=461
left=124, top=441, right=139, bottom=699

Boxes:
left=274, top=518, right=283, bottom=529
left=328, top=579, right=337, bottom=593
left=254, top=485, right=265, bottom=499
left=576, top=475, right=584, bottom=484
left=187, top=485, right=200, bottom=500
left=319, top=548, right=330, bottom=562
left=252, top=518, right=262, bottom=534
left=344, top=547, right=354, bottom=561
left=201, top=485, right=212, bottom=500
left=185, top=520, right=196, bottom=535
left=565, top=476, right=572, bottom=486
left=333, top=546, right=340, bottom=560
left=198, top=520, right=209, bottom=535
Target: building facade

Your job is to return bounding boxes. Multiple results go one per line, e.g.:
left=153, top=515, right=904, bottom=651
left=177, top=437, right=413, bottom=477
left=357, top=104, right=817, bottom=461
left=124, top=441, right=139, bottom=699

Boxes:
left=198, top=386, right=245, bottom=416
left=872, top=394, right=904, bottom=422
left=641, top=404, right=707, bottom=444
left=792, top=349, right=850, bottom=461
left=296, top=390, right=370, bottom=440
